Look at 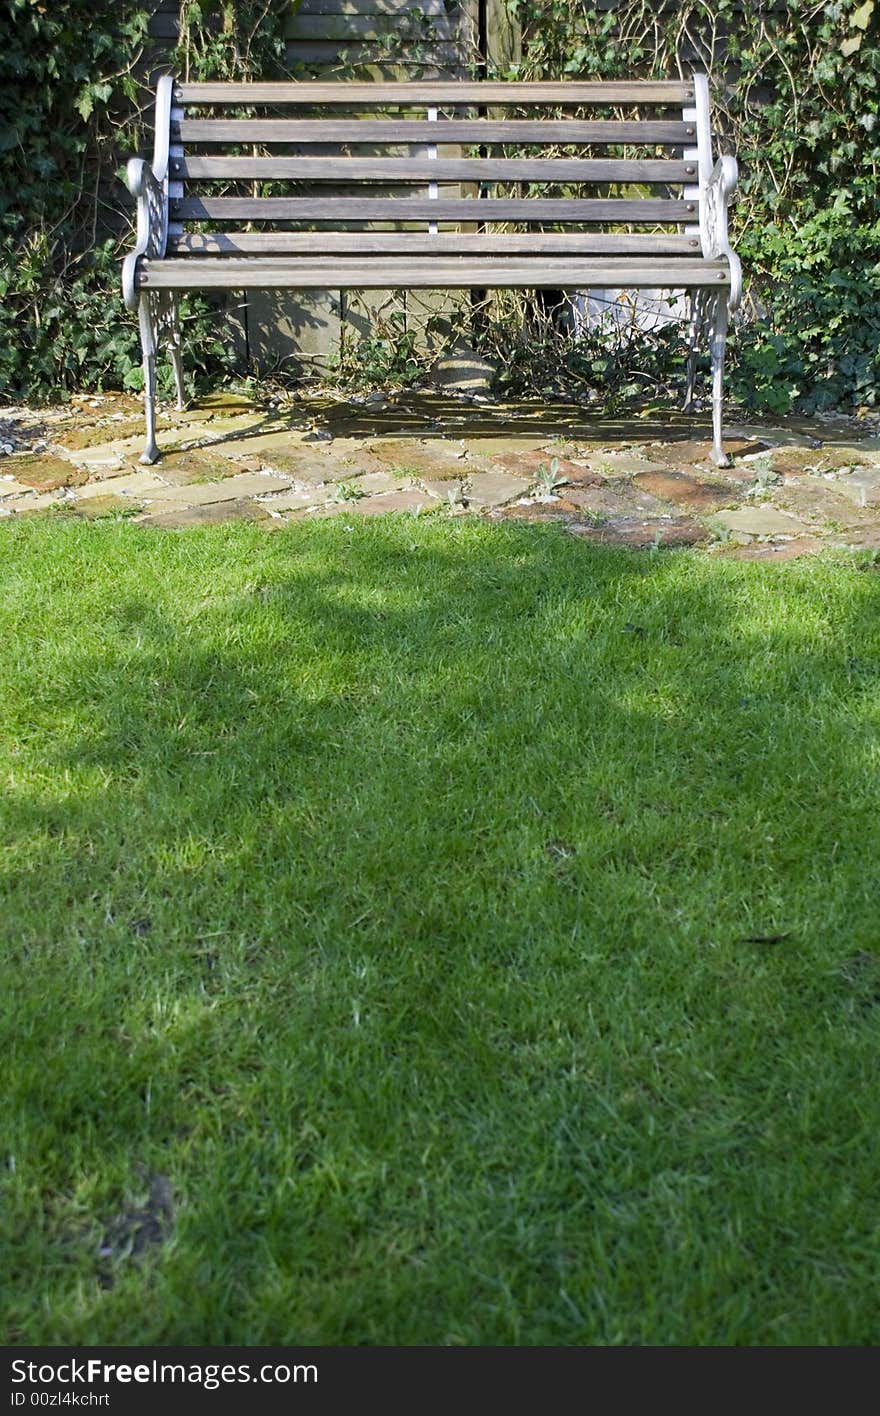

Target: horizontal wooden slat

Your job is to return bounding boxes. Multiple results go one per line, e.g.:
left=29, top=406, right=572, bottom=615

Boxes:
left=297, top=0, right=449, bottom=10
left=285, top=14, right=456, bottom=38
left=170, top=197, right=696, bottom=222
left=174, top=156, right=694, bottom=182
left=168, top=231, right=703, bottom=255
left=138, top=257, right=730, bottom=290
left=173, top=81, right=696, bottom=106
left=174, top=119, right=696, bottom=145
left=284, top=41, right=461, bottom=63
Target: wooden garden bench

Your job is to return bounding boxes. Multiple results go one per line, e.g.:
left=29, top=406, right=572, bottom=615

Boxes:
left=123, top=76, right=740, bottom=467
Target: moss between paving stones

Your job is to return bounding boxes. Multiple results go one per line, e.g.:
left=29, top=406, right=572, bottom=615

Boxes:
left=8, top=454, right=89, bottom=491
left=146, top=451, right=255, bottom=486
left=768, top=446, right=880, bottom=476
left=56, top=420, right=147, bottom=451
left=64, top=494, right=139, bottom=519
left=773, top=483, right=871, bottom=529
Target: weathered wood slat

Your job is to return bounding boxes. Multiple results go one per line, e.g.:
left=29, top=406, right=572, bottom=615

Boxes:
left=174, top=81, right=695, bottom=106
left=175, top=156, right=696, bottom=187
left=297, top=0, right=449, bottom=11
left=175, top=156, right=695, bottom=182
left=285, top=14, right=456, bottom=39
left=174, top=119, right=695, bottom=145
left=138, top=257, right=730, bottom=290
left=151, top=6, right=457, bottom=43
left=284, top=41, right=461, bottom=63
left=169, top=231, right=702, bottom=255
left=171, top=196, right=696, bottom=222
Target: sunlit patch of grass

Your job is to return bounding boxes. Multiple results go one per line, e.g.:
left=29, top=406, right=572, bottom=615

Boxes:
left=1, top=516, right=879, bottom=1344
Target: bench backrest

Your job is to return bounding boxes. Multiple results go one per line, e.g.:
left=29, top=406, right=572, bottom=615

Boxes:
left=160, top=79, right=715, bottom=259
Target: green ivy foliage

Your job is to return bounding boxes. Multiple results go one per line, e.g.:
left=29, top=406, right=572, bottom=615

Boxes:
left=1, top=0, right=878, bottom=412
left=0, top=4, right=152, bottom=398
left=504, top=0, right=880, bottom=412
left=0, top=1, right=290, bottom=402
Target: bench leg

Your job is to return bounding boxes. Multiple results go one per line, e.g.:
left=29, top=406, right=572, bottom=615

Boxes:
left=683, top=290, right=709, bottom=411
left=166, top=296, right=186, bottom=412
left=137, top=292, right=160, bottom=465
left=709, top=293, right=731, bottom=468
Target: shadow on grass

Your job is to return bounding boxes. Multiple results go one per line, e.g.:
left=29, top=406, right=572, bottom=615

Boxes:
left=2, top=516, right=880, bottom=1344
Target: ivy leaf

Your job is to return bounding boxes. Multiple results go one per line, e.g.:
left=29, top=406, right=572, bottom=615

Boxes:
left=851, top=0, right=875, bottom=29
left=74, top=88, right=93, bottom=121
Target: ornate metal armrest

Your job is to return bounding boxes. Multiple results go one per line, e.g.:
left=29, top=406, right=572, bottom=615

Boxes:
left=121, top=158, right=168, bottom=311
left=700, top=155, right=742, bottom=312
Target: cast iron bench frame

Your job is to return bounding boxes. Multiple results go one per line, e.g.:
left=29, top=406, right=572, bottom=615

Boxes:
left=123, top=76, right=741, bottom=466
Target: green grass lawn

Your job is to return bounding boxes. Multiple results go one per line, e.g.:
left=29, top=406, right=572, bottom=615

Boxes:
left=1, top=514, right=879, bottom=1345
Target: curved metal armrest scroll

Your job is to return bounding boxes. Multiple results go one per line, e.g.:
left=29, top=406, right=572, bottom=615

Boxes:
left=122, top=158, right=168, bottom=311
left=700, top=155, right=742, bottom=313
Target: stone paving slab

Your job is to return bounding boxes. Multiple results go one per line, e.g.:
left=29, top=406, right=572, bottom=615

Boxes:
left=1, top=490, right=67, bottom=516
left=772, top=482, right=870, bottom=528
left=834, top=527, right=880, bottom=549
left=75, top=471, right=168, bottom=500
left=69, top=446, right=129, bottom=473
left=832, top=467, right=880, bottom=506
left=499, top=500, right=576, bottom=524
left=6, top=454, right=89, bottom=491
left=725, top=423, right=819, bottom=449
left=137, top=499, right=271, bottom=528
left=199, top=426, right=314, bottom=460
left=644, top=436, right=766, bottom=466
left=243, top=442, right=380, bottom=483
left=351, top=470, right=411, bottom=496
left=312, top=488, right=432, bottom=518
left=489, top=448, right=605, bottom=485
left=151, top=471, right=292, bottom=505
left=56, top=418, right=146, bottom=451
left=464, top=471, right=532, bottom=508
left=66, top=493, right=136, bottom=518
left=555, top=481, right=670, bottom=519
left=1, top=475, right=44, bottom=499
left=62, top=420, right=262, bottom=470
left=459, top=435, right=564, bottom=458
left=567, top=516, right=707, bottom=548
left=581, top=451, right=673, bottom=477
left=146, top=449, right=257, bottom=485
left=714, top=506, right=812, bottom=539
left=257, top=488, right=324, bottom=513
left=420, top=477, right=466, bottom=501
left=5, top=392, right=880, bottom=557
left=369, top=438, right=473, bottom=477
left=630, top=469, right=739, bottom=513
left=720, top=536, right=826, bottom=562
left=767, top=445, right=880, bottom=476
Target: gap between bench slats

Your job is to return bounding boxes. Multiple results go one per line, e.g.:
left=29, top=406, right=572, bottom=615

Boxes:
left=170, top=197, right=697, bottom=222
left=138, top=258, right=729, bottom=290
left=173, top=156, right=696, bottom=182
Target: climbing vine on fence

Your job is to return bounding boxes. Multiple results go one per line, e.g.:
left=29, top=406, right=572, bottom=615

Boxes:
left=1, top=0, right=878, bottom=413
left=496, top=0, right=880, bottom=412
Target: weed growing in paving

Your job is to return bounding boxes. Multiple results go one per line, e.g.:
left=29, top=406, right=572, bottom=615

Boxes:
left=1, top=516, right=879, bottom=1345
left=531, top=457, right=569, bottom=497
left=328, top=479, right=366, bottom=504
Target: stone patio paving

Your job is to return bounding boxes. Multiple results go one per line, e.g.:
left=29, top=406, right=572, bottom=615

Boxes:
left=3, top=388, right=880, bottom=558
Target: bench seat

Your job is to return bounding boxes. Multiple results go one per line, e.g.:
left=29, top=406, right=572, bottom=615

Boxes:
left=139, top=257, right=731, bottom=291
